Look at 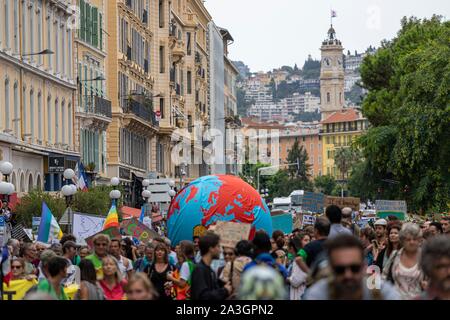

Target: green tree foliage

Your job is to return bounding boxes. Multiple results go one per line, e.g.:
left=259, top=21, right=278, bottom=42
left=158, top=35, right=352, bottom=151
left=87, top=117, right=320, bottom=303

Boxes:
left=286, top=141, right=311, bottom=180
left=358, top=16, right=450, bottom=213
left=314, top=174, right=337, bottom=195
left=334, top=147, right=361, bottom=181
left=15, top=187, right=123, bottom=227
left=301, top=58, right=321, bottom=79
left=15, top=190, right=67, bottom=227
left=345, top=82, right=365, bottom=105
left=293, top=111, right=321, bottom=122
left=236, top=87, right=254, bottom=116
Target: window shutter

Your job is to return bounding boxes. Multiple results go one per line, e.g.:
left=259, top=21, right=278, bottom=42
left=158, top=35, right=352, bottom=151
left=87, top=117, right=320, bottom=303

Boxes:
left=80, top=0, right=85, bottom=41
left=99, top=14, right=103, bottom=50
left=86, top=3, right=91, bottom=44
left=92, top=7, right=98, bottom=48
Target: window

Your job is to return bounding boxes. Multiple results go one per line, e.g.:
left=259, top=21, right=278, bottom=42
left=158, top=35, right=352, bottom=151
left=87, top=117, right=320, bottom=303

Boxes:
left=4, top=78, right=10, bottom=131
left=54, top=18, right=59, bottom=73
left=159, top=46, right=165, bottom=73
left=339, top=92, right=342, bottom=104
left=30, top=90, right=34, bottom=142
left=55, top=99, right=59, bottom=144
left=319, top=156, right=322, bottom=164
left=22, top=1, right=27, bottom=56
left=47, top=96, right=52, bottom=143
left=187, top=71, right=192, bottom=94
left=186, top=32, right=191, bottom=55
left=159, top=0, right=164, bottom=28
left=47, top=10, right=52, bottom=70
left=5, top=0, right=10, bottom=49
left=14, top=82, right=19, bottom=137
left=22, top=86, right=27, bottom=138
left=13, top=0, right=19, bottom=53
left=37, top=93, right=42, bottom=143
left=61, top=101, right=66, bottom=144
left=327, top=92, right=330, bottom=103
left=68, top=103, right=72, bottom=147
left=29, top=2, right=34, bottom=62
left=160, top=98, right=164, bottom=118
left=37, top=6, right=42, bottom=65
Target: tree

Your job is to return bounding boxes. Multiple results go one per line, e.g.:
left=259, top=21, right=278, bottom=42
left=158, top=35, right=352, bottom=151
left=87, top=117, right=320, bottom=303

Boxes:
left=314, top=175, right=337, bottom=195
left=358, top=16, right=450, bottom=213
left=286, top=140, right=311, bottom=180
left=15, top=190, right=67, bottom=227
left=334, top=147, right=361, bottom=181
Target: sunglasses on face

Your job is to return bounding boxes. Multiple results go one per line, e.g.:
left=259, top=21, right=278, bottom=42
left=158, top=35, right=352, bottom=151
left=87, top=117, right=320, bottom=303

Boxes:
left=224, top=252, right=234, bottom=256
left=11, top=265, right=22, bottom=270
left=332, top=264, right=362, bottom=275
left=95, top=243, right=108, bottom=247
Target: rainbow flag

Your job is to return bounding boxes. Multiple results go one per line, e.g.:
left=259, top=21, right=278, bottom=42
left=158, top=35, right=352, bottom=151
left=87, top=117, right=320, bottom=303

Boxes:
left=103, top=203, right=120, bottom=230
left=37, top=202, right=63, bottom=243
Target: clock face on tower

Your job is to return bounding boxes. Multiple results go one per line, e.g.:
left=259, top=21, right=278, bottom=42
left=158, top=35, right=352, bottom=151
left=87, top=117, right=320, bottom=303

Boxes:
left=322, top=57, right=331, bottom=67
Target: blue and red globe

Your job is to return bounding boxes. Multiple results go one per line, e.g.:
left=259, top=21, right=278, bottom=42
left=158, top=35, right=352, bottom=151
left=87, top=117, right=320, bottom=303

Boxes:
left=167, top=175, right=273, bottom=245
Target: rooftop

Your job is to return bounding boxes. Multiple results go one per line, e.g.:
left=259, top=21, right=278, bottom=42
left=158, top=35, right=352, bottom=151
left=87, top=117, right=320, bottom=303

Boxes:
left=321, top=109, right=365, bottom=124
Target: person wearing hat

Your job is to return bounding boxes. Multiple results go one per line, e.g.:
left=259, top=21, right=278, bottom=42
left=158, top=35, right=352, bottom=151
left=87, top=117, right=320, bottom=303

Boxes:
left=61, top=241, right=80, bottom=286
left=372, top=219, right=388, bottom=263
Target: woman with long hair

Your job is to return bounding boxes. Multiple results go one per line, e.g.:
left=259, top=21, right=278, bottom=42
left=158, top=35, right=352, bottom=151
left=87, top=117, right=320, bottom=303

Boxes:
left=167, top=240, right=196, bottom=300
left=126, top=272, right=158, bottom=300
left=375, top=221, right=402, bottom=271
left=145, top=243, right=174, bottom=300
left=10, top=257, right=37, bottom=281
left=383, top=223, right=426, bottom=299
left=288, top=233, right=310, bottom=300
left=75, top=259, right=105, bottom=300
left=99, top=255, right=127, bottom=300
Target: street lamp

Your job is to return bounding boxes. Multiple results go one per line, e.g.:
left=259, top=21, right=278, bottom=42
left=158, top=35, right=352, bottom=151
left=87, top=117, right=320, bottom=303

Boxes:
left=110, top=177, right=121, bottom=206
left=0, top=161, right=14, bottom=203
left=62, top=168, right=77, bottom=234
left=260, top=188, right=269, bottom=199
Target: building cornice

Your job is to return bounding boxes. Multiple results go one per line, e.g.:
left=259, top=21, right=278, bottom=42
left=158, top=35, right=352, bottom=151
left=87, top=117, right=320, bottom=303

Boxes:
left=75, top=39, right=107, bottom=58
left=0, top=52, right=77, bottom=90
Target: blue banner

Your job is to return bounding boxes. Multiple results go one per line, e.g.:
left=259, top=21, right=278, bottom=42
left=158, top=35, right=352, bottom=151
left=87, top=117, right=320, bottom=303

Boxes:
left=302, top=191, right=325, bottom=213
left=271, top=214, right=293, bottom=234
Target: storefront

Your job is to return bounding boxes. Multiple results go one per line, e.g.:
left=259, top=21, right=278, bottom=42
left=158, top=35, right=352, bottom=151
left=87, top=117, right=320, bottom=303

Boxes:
left=44, top=153, right=80, bottom=191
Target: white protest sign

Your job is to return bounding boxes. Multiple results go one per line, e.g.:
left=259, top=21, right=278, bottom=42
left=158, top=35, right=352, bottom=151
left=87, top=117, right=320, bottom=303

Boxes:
left=302, top=214, right=316, bottom=226
left=214, top=221, right=251, bottom=248
left=73, top=213, right=105, bottom=242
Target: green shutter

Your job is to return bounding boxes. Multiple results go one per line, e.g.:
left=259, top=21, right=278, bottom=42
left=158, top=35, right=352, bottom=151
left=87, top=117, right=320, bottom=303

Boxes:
left=99, top=14, right=103, bottom=50
left=92, top=7, right=98, bottom=48
left=86, top=4, right=91, bottom=44
left=80, top=0, right=85, bottom=41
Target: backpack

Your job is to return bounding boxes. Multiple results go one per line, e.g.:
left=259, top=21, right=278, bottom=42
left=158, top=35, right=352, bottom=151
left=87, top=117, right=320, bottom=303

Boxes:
left=255, top=258, right=287, bottom=282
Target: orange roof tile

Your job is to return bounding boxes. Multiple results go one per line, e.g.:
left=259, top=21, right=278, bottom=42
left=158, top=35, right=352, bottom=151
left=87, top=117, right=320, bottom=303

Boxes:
left=321, top=109, right=363, bottom=124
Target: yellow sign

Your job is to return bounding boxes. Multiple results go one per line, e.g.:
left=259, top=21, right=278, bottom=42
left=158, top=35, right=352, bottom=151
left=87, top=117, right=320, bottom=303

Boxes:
left=2, top=279, right=38, bottom=300
left=64, top=284, right=79, bottom=300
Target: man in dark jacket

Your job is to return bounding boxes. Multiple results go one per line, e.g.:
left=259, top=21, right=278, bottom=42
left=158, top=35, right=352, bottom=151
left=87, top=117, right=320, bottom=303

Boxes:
left=191, top=232, right=231, bottom=300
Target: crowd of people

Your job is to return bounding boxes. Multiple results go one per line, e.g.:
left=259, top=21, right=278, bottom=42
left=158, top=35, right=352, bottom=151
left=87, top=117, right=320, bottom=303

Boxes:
left=2, top=206, right=449, bottom=300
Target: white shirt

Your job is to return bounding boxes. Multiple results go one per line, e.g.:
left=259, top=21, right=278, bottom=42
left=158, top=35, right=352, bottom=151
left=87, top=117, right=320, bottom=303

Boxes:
left=117, top=256, right=133, bottom=279
left=180, top=262, right=192, bottom=282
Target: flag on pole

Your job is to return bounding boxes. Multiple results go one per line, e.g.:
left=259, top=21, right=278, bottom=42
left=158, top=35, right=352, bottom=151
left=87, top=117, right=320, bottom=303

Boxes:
left=1, top=245, right=12, bottom=286
left=139, top=205, right=145, bottom=223
left=103, top=204, right=120, bottom=230
left=331, top=10, right=337, bottom=18
left=37, top=202, right=63, bottom=243
left=74, top=162, right=88, bottom=192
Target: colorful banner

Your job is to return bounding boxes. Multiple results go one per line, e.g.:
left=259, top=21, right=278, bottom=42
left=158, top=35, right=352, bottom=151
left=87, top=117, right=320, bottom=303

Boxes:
left=324, top=196, right=361, bottom=211
left=271, top=214, right=293, bottom=234
left=120, top=218, right=159, bottom=243
left=85, top=227, right=122, bottom=248
left=2, top=279, right=38, bottom=300
left=302, top=191, right=325, bottom=213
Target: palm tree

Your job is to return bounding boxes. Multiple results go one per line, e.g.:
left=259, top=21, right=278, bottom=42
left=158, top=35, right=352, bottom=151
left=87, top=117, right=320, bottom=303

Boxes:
left=334, top=147, right=361, bottom=196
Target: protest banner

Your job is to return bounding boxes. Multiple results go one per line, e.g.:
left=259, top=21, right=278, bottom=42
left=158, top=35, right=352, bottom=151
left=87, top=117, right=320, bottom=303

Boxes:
left=375, top=200, right=407, bottom=220
left=271, top=214, right=293, bottom=234
left=0, top=216, right=5, bottom=246
left=120, top=218, right=159, bottom=243
left=214, top=221, right=251, bottom=248
left=85, top=227, right=121, bottom=248
left=3, top=279, right=38, bottom=300
left=32, top=217, right=41, bottom=235
left=72, top=213, right=105, bottom=242
left=302, top=214, right=316, bottom=226
left=302, top=191, right=325, bottom=213
left=325, top=196, right=361, bottom=211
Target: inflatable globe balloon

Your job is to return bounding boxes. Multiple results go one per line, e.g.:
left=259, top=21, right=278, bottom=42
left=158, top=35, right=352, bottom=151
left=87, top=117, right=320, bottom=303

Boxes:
left=167, top=175, right=272, bottom=246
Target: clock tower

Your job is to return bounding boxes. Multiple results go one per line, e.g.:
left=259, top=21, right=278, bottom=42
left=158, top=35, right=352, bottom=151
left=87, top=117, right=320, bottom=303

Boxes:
left=320, top=25, right=345, bottom=120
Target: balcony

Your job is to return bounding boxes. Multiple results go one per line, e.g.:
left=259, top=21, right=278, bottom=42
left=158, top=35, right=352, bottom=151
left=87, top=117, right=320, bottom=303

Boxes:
left=171, top=40, right=185, bottom=63
left=77, top=95, right=112, bottom=130
left=123, top=98, right=159, bottom=128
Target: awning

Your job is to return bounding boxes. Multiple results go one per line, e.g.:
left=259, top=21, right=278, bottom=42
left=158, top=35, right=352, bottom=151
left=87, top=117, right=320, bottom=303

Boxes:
left=121, top=206, right=142, bottom=219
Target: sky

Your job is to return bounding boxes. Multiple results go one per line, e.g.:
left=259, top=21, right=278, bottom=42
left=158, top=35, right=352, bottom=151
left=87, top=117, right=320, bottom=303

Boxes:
left=204, top=0, right=450, bottom=72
